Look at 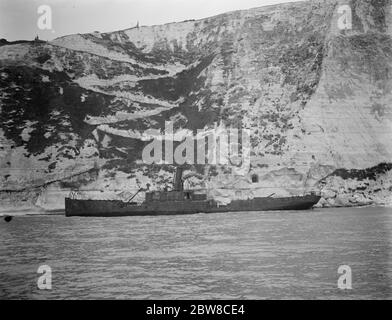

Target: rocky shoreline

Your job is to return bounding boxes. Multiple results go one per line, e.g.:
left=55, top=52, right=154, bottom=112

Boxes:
left=316, top=163, right=392, bottom=208
left=1, top=163, right=391, bottom=215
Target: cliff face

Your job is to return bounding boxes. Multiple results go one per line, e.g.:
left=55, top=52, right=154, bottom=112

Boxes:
left=0, top=0, right=391, bottom=211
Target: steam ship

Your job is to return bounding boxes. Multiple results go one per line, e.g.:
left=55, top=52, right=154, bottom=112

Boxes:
left=65, top=167, right=321, bottom=217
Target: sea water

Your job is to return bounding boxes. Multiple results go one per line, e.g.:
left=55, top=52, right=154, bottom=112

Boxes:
left=0, top=207, right=391, bottom=299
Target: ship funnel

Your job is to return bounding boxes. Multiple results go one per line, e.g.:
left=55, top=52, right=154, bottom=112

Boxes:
left=173, top=167, right=184, bottom=191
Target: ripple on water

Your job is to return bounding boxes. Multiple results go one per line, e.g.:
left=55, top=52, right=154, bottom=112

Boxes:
left=0, top=207, right=391, bottom=299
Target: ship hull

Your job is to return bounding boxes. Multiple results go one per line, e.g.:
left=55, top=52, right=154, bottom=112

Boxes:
left=65, top=195, right=321, bottom=217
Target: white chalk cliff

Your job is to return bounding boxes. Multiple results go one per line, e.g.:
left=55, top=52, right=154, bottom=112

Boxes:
left=0, top=0, right=391, bottom=212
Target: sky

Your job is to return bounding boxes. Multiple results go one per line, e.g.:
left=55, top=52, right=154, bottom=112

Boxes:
left=0, top=0, right=300, bottom=41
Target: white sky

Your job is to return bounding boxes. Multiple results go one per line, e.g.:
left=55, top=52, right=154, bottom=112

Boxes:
left=0, top=0, right=301, bottom=41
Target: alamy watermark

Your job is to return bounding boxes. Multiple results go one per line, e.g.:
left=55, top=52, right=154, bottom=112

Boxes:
left=142, top=122, right=251, bottom=175
left=37, top=5, right=52, bottom=30
left=337, top=4, right=352, bottom=31
left=338, top=265, right=352, bottom=290
left=37, top=265, right=52, bottom=290
left=37, top=4, right=55, bottom=35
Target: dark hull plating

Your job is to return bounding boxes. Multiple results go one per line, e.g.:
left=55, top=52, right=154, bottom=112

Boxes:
left=65, top=195, right=321, bottom=217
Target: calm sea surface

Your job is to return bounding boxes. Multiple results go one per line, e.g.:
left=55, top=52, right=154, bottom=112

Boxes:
left=1, top=207, right=391, bottom=299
